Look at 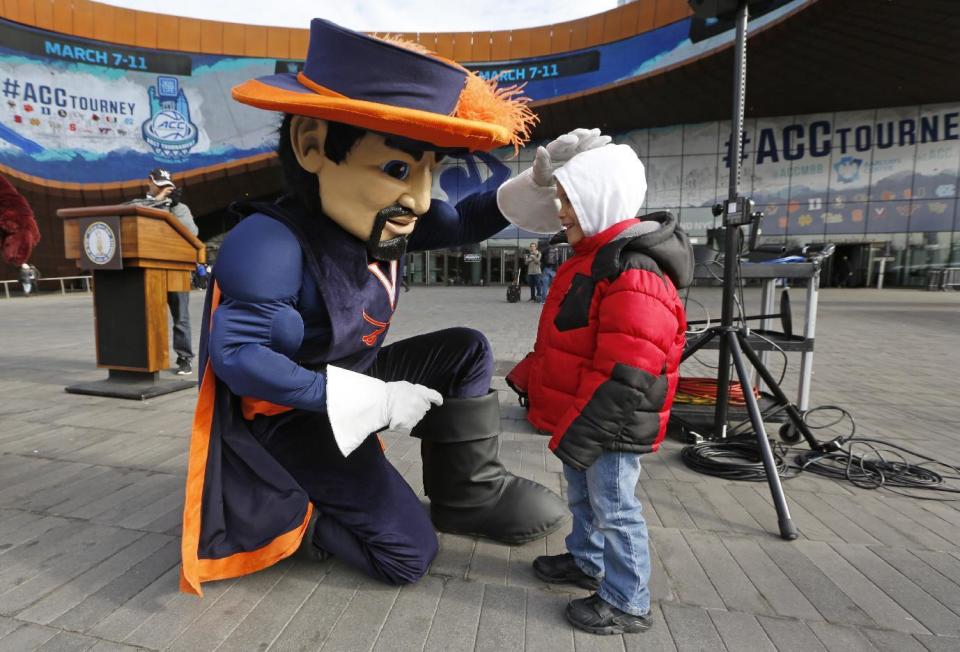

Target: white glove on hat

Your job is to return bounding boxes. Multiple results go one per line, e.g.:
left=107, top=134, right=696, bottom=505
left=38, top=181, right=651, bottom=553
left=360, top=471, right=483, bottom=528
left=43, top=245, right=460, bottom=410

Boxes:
left=326, top=365, right=443, bottom=457
left=532, top=128, right=612, bottom=187
left=497, top=128, right=612, bottom=234
left=496, top=168, right=562, bottom=234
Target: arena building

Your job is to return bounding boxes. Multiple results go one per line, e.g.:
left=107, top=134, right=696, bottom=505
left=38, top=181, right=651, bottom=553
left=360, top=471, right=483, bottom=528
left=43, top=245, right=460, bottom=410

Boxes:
left=1, top=0, right=958, bottom=287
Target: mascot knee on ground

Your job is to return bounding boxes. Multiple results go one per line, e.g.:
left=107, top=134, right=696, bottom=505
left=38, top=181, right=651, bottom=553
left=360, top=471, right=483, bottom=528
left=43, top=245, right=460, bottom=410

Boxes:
left=179, top=20, right=609, bottom=595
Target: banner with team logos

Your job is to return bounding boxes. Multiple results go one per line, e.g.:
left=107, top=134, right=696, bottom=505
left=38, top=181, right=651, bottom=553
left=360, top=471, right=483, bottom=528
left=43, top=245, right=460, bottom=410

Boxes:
left=638, top=105, right=960, bottom=237
left=436, top=103, right=960, bottom=239
left=0, top=2, right=816, bottom=185
left=2, top=8, right=955, bottom=238
left=0, top=18, right=279, bottom=183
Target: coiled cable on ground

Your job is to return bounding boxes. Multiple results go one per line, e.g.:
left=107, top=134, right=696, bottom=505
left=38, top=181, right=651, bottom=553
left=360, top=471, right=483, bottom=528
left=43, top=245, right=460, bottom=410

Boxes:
left=680, top=435, right=788, bottom=481
left=679, top=405, right=960, bottom=500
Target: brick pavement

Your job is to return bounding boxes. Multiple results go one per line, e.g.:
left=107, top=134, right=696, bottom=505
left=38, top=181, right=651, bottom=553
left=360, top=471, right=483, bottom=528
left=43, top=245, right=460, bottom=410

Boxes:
left=0, top=285, right=958, bottom=651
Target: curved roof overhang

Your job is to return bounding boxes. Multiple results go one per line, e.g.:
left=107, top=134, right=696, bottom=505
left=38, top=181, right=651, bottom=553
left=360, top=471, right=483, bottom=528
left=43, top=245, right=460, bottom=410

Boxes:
left=0, top=0, right=957, bottom=202
left=532, top=0, right=960, bottom=136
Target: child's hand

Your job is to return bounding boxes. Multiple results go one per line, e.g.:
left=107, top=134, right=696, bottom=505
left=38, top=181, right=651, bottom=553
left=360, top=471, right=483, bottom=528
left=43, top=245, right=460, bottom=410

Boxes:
left=532, top=128, right=612, bottom=186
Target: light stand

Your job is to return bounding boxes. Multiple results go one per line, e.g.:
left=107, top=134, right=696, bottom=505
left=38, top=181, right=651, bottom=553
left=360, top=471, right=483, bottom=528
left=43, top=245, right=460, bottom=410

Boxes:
left=680, top=1, right=824, bottom=540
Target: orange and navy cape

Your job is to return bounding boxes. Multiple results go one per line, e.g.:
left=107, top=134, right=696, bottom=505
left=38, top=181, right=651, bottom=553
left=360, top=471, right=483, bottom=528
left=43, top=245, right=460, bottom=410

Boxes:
left=179, top=283, right=311, bottom=596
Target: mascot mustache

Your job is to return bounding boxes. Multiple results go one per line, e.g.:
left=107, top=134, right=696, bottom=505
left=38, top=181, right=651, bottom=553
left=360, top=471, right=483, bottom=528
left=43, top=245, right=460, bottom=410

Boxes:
left=367, top=203, right=415, bottom=262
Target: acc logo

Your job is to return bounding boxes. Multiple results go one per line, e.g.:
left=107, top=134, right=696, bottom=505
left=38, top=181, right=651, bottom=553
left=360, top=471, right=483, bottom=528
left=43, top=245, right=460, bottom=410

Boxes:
left=83, top=222, right=117, bottom=265
left=142, top=76, right=198, bottom=162
left=833, top=156, right=863, bottom=184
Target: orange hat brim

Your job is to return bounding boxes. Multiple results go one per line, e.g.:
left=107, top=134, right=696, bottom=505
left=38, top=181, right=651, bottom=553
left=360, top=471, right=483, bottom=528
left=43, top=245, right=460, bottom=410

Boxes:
left=232, top=78, right=512, bottom=152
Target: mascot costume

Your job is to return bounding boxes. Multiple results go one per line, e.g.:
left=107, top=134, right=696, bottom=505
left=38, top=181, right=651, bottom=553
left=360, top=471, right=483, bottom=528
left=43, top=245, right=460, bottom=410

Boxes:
left=180, top=19, right=611, bottom=595
left=0, top=173, right=41, bottom=267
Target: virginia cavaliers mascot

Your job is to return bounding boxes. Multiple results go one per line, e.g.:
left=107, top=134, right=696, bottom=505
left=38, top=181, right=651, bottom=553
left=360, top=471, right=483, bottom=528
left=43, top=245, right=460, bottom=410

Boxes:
left=179, top=19, right=615, bottom=595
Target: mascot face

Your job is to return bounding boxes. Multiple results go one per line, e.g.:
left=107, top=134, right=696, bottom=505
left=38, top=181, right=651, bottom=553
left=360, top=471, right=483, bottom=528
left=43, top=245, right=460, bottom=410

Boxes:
left=290, top=116, right=440, bottom=259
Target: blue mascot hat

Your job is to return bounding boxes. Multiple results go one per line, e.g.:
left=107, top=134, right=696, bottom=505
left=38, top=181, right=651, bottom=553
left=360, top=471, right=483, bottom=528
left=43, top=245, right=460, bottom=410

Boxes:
left=233, top=19, right=536, bottom=152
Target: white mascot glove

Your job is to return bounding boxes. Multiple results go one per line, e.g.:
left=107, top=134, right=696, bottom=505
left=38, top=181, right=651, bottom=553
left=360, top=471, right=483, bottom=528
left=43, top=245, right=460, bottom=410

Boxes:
left=531, top=128, right=612, bottom=187
left=497, top=128, right=612, bottom=233
left=326, top=365, right=443, bottom=457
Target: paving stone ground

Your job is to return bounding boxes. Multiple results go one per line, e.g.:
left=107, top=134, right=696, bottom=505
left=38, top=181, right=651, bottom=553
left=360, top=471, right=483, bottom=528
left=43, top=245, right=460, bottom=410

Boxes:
left=0, top=284, right=958, bottom=651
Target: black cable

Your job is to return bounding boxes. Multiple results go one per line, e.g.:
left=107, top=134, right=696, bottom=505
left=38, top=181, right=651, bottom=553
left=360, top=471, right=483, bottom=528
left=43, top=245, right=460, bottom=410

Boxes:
left=796, top=435, right=960, bottom=499
left=746, top=329, right=789, bottom=386
left=735, top=228, right=748, bottom=330
left=680, top=435, right=788, bottom=481
left=685, top=261, right=726, bottom=369
left=680, top=403, right=960, bottom=501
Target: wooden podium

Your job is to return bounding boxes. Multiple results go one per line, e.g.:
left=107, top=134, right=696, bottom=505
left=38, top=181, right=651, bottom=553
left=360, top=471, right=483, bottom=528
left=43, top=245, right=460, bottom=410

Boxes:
left=58, top=204, right=206, bottom=399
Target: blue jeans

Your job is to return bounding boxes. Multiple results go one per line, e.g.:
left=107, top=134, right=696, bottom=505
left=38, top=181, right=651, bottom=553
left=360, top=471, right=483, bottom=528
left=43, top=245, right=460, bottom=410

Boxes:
left=539, top=267, right=555, bottom=299
left=167, top=291, right=193, bottom=362
left=527, top=273, right=542, bottom=301
left=563, top=451, right=650, bottom=616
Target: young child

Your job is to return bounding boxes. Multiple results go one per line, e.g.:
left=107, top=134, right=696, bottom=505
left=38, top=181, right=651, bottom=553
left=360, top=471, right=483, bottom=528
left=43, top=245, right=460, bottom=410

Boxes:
left=499, top=141, right=693, bottom=635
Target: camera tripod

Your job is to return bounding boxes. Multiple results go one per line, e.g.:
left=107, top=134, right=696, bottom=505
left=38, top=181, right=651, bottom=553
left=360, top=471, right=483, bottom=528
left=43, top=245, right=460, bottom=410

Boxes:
left=681, top=0, right=838, bottom=541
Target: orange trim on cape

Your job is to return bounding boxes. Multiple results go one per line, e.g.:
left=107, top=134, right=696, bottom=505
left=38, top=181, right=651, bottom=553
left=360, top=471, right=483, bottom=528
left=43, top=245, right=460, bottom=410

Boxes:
left=232, top=78, right=512, bottom=152
left=240, top=397, right=294, bottom=421
left=179, top=283, right=312, bottom=597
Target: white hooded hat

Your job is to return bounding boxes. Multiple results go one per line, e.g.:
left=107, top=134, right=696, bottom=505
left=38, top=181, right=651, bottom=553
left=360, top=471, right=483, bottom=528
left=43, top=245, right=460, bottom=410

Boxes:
left=554, top=144, right=647, bottom=238
left=496, top=143, right=646, bottom=235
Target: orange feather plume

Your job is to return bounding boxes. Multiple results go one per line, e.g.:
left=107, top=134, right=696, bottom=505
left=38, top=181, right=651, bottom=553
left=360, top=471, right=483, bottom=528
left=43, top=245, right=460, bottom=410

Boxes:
left=374, top=33, right=537, bottom=151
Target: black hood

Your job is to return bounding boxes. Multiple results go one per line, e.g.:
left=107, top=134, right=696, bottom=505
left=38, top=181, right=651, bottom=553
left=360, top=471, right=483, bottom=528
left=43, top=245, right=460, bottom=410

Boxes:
left=591, top=211, right=694, bottom=289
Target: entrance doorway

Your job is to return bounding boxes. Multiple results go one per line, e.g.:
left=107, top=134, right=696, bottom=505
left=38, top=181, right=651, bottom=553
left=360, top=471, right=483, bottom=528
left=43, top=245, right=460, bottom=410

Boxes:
left=824, top=243, right=870, bottom=287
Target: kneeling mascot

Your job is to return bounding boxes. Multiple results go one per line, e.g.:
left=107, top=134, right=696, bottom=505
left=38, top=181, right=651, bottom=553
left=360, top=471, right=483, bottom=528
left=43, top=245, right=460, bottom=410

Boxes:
left=179, top=19, right=606, bottom=594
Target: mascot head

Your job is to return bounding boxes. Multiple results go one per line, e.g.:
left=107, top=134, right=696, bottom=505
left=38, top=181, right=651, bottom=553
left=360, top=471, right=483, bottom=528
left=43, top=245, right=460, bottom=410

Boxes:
left=233, top=19, right=535, bottom=260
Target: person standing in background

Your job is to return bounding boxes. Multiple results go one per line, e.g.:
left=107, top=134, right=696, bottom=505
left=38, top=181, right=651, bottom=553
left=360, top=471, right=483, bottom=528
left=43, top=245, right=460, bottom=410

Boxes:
left=131, top=168, right=199, bottom=375
left=524, top=241, right=543, bottom=302
left=539, top=239, right=558, bottom=300
left=18, top=262, right=39, bottom=296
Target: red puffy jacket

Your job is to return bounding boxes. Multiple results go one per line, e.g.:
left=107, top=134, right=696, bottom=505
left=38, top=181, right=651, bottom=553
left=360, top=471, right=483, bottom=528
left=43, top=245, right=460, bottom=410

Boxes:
left=507, top=212, right=692, bottom=470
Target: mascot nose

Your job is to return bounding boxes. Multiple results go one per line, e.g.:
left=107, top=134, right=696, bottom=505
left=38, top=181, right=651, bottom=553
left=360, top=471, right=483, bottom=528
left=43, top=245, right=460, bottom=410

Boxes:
left=398, top=167, right=432, bottom=216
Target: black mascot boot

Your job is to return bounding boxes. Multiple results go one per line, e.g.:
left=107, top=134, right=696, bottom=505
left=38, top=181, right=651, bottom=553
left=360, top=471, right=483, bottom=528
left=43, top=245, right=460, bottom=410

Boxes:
left=412, top=390, right=568, bottom=545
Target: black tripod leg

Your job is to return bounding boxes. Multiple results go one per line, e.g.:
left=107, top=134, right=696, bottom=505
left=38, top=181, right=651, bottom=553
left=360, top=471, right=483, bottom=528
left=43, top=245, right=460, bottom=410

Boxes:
left=727, top=331, right=798, bottom=540
left=681, top=327, right=718, bottom=363
left=737, top=333, right=822, bottom=451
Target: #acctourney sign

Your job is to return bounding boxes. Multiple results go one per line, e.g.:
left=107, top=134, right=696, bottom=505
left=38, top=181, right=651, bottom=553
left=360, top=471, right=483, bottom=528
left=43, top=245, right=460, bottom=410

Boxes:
left=0, top=18, right=279, bottom=184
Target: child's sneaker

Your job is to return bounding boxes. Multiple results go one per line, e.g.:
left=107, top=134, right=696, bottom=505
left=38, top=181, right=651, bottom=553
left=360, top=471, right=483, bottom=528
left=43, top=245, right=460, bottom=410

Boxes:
left=566, top=593, right=653, bottom=635
left=533, top=553, right=600, bottom=591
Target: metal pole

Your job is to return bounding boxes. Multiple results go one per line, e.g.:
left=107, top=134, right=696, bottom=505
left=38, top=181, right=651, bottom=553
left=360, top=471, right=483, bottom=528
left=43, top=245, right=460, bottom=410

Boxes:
left=713, top=1, right=750, bottom=437
left=797, top=268, right=819, bottom=411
